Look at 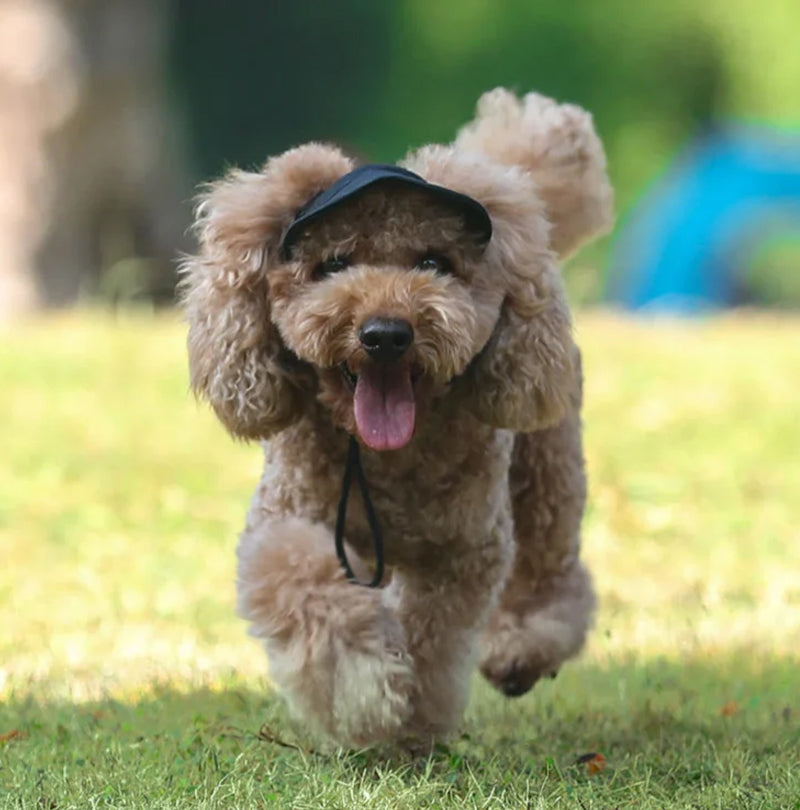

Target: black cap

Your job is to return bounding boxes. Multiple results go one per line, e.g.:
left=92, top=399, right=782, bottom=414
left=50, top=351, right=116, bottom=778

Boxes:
left=280, top=164, right=492, bottom=256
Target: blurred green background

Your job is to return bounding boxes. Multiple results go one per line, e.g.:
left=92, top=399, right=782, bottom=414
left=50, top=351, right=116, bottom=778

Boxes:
left=170, top=0, right=798, bottom=202
left=1, top=0, right=799, bottom=318
left=168, top=0, right=800, bottom=308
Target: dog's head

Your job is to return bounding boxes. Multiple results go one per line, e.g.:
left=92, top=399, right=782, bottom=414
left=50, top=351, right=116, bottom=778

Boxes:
left=182, top=103, right=610, bottom=447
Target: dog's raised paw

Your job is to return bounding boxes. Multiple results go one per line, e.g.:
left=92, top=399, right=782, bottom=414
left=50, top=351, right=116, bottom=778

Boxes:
left=480, top=658, right=554, bottom=698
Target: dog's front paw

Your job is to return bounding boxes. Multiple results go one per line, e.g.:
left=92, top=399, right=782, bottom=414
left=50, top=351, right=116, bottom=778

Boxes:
left=327, top=616, right=415, bottom=746
left=237, top=518, right=416, bottom=746
left=265, top=588, right=416, bottom=747
left=480, top=560, right=595, bottom=697
left=478, top=605, right=585, bottom=698
left=480, top=652, right=558, bottom=698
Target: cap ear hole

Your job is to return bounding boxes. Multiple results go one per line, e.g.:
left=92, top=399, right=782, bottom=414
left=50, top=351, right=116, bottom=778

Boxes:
left=281, top=163, right=493, bottom=254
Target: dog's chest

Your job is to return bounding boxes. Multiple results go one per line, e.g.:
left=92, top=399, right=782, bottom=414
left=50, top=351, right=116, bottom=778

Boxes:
left=253, top=423, right=514, bottom=562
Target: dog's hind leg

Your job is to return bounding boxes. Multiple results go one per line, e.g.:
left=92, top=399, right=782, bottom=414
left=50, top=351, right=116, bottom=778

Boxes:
left=236, top=516, right=415, bottom=746
left=478, top=405, right=596, bottom=697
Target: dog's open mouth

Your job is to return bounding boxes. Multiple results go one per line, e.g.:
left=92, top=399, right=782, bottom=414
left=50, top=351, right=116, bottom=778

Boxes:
left=341, top=362, right=418, bottom=452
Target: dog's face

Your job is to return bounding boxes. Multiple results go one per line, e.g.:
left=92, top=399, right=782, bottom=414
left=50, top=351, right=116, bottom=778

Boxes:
left=270, top=187, right=503, bottom=450
left=182, top=143, right=579, bottom=445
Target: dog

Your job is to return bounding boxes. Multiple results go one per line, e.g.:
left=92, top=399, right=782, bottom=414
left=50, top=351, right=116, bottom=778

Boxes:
left=181, top=88, right=613, bottom=747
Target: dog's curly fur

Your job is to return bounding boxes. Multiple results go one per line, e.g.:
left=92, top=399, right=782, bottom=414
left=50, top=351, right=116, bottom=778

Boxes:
left=181, top=88, right=613, bottom=747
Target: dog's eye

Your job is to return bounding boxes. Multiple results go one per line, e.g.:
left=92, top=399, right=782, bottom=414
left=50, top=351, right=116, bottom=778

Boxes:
left=416, top=253, right=453, bottom=275
left=313, top=255, right=350, bottom=279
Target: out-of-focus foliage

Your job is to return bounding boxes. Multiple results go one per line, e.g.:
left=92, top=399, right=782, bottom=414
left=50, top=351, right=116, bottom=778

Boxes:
left=166, top=0, right=800, bottom=307
left=169, top=0, right=394, bottom=179
left=170, top=0, right=800, bottom=214
left=743, top=234, right=800, bottom=307
left=4, top=0, right=797, bottom=314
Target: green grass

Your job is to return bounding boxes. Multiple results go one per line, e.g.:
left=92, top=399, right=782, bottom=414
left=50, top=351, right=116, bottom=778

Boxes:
left=2, top=310, right=799, bottom=808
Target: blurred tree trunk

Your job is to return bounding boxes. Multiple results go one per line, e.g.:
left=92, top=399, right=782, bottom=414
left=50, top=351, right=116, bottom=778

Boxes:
left=0, top=0, right=78, bottom=321
left=0, top=0, right=190, bottom=321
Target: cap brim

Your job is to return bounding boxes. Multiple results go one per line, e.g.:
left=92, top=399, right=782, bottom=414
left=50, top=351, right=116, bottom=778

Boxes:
left=280, top=164, right=492, bottom=256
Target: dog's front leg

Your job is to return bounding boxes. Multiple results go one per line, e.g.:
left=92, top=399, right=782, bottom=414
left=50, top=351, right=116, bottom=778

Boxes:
left=385, top=526, right=514, bottom=740
left=236, top=517, right=415, bottom=747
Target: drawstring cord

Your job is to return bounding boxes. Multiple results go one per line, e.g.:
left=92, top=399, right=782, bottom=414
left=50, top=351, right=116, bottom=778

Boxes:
left=334, top=435, right=385, bottom=587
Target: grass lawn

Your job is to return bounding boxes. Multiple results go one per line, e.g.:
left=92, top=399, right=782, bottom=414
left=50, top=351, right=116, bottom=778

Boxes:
left=1, top=310, right=799, bottom=808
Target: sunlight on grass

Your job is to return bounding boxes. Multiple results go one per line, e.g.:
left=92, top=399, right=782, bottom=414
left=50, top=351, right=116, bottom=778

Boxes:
left=578, top=314, right=800, bottom=661
left=1, top=311, right=266, bottom=698
left=1, top=310, right=798, bottom=808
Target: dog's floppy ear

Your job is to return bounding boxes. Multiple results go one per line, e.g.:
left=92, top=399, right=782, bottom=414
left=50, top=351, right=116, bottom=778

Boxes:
left=180, top=144, right=354, bottom=439
left=454, top=88, right=613, bottom=259
left=404, top=146, right=578, bottom=432
left=466, top=242, right=578, bottom=432
left=466, top=177, right=579, bottom=432
left=414, top=89, right=613, bottom=431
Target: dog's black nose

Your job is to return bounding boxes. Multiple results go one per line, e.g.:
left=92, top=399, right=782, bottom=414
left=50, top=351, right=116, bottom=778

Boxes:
left=359, top=317, right=414, bottom=363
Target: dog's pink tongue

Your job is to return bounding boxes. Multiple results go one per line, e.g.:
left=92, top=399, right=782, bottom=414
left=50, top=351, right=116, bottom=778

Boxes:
left=354, top=364, right=416, bottom=451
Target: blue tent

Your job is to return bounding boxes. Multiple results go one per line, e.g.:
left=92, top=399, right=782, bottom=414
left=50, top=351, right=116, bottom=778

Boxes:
left=607, top=126, right=800, bottom=312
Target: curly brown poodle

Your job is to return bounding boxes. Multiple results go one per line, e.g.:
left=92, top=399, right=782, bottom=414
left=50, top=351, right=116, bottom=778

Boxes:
left=180, top=88, right=614, bottom=747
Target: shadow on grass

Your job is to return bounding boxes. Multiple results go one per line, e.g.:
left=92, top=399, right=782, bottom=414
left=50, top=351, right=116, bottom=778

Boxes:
left=1, top=653, right=797, bottom=807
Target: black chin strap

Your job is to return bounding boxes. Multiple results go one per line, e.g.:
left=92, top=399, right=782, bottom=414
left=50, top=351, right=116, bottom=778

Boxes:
left=334, top=436, right=385, bottom=587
